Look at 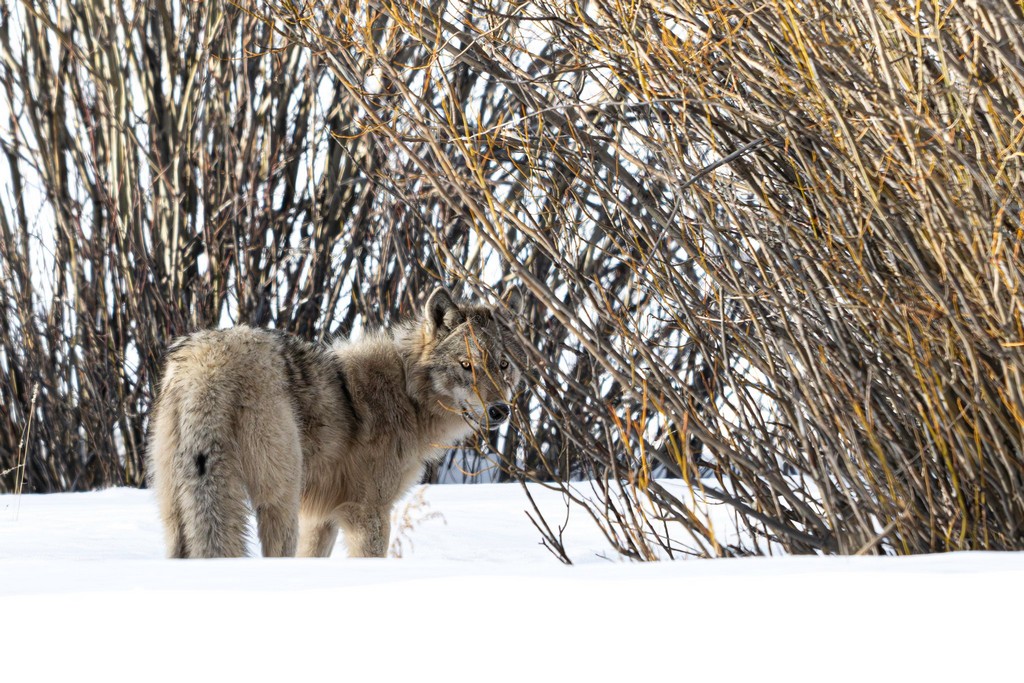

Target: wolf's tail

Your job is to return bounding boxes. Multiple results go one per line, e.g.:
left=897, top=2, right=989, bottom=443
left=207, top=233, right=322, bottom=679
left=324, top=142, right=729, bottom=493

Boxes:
left=149, top=378, right=249, bottom=558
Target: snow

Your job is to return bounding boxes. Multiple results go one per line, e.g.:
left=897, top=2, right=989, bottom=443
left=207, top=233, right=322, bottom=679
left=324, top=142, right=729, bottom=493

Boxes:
left=2, top=485, right=1020, bottom=682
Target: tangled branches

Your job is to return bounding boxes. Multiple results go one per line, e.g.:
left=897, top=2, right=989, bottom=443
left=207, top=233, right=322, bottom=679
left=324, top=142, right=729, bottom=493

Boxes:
left=1, top=0, right=1021, bottom=555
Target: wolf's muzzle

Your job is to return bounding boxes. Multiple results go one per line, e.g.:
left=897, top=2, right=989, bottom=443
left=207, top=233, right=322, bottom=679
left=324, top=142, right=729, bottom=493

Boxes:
left=486, top=403, right=511, bottom=427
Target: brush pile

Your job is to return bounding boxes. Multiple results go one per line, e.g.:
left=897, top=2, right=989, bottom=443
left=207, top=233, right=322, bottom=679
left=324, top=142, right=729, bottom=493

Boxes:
left=2, top=0, right=1021, bottom=555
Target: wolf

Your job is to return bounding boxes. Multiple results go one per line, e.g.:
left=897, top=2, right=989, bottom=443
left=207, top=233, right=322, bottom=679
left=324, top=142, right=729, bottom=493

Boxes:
left=146, top=287, right=526, bottom=559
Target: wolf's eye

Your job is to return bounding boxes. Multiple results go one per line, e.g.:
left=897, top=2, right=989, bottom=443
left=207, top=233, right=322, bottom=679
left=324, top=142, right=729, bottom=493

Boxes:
left=499, top=359, right=509, bottom=370
left=460, top=360, right=471, bottom=371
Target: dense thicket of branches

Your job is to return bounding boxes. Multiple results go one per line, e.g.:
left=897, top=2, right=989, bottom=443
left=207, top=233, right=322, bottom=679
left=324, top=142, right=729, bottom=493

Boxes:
left=1, top=0, right=1021, bottom=557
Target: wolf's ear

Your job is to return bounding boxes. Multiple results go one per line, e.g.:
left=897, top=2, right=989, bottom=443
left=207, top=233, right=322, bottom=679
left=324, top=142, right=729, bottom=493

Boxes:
left=502, top=286, right=526, bottom=317
left=426, top=287, right=462, bottom=337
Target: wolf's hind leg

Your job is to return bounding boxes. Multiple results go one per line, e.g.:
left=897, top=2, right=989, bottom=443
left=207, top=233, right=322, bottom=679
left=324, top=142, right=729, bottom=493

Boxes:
left=256, top=502, right=299, bottom=557
left=166, top=505, right=190, bottom=558
left=148, top=405, right=193, bottom=558
left=238, top=395, right=302, bottom=557
left=156, top=484, right=189, bottom=558
left=251, top=468, right=299, bottom=557
left=298, top=518, right=339, bottom=557
left=154, top=468, right=190, bottom=558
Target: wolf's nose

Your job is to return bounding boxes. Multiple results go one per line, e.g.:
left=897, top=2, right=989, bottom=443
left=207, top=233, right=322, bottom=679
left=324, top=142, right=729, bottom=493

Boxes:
left=487, top=403, right=511, bottom=424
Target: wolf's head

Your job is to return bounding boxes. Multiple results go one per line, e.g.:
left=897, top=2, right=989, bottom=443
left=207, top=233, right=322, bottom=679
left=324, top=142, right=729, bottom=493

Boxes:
left=418, top=287, right=527, bottom=431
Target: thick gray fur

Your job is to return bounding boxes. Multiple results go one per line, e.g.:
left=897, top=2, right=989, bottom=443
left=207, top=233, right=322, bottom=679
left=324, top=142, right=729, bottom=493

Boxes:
left=146, top=287, right=526, bottom=558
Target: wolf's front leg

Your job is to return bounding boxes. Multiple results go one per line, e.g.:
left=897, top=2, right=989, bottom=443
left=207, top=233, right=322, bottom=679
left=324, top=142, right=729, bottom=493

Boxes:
left=337, top=504, right=391, bottom=558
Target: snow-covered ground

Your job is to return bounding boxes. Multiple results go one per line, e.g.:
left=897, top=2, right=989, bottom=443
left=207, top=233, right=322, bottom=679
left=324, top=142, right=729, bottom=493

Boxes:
left=2, top=484, right=1020, bottom=681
